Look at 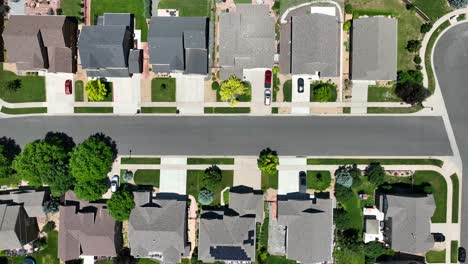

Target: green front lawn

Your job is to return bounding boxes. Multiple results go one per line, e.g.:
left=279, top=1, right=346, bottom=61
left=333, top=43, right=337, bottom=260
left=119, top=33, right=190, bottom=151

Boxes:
left=451, top=174, right=459, bottom=223
left=187, top=158, right=235, bottom=165
left=451, top=240, right=459, bottom=263
left=367, top=86, right=402, bottom=102
left=426, top=250, right=446, bottom=263
left=412, top=0, right=452, bottom=21
left=91, top=0, right=149, bottom=41
left=261, top=171, right=278, bottom=191
left=7, top=231, right=60, bottom=264
left=367, top=105, right=423, bottom=114
left=0, top=70, right=46, bottom=103
left=151, top=78, right=176, bottom=102
left=74, top=107, right=113, bottom=113
left=1, top=107, right=47, bottom=115
left=75, top=80, right=84, bottom=102
left=61, top=0, right=82, bottom=18
left=283, top=80, right=292, bottom=102
left=306, top=170, right=332, bottom=191
left=141, top=107, right=177, bottom=113
left=413, top=170, right=447, bottom=223
left=134, top=169, right=160, bottom=186
left=307, top=158, right=444, bottom=167
left=347, top=0, right=424, bottom=71
left=186, top=169, right=233, bottom=205
left=158, top=0, right=210, bottom=17
left=121, top=157, right=161, bottom=164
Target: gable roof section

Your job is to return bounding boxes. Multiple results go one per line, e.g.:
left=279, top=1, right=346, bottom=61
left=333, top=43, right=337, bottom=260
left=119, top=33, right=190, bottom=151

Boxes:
left=148, top=17, right=208, bottom=74
left=3, top=15, right=75, bottom=73
left=229, top=185, right=264, bottom=223
left=198, top=210, right=256, bottom=262
left=383, top=194, right=435, bottom=254
left=58, top=191, right=117, bottom=262
left=129, top=192, right=188, bottom=263
left=219, top=4, right=275, bottom=79
left=291, top=13, right=339, bottom=76
left=0, top=189, right=46, bottom=218
left=0, top=204, right=22, bottom=250
left=351, top=17, right=397, bottom=81
left=277, top=193, right=333, bottom=263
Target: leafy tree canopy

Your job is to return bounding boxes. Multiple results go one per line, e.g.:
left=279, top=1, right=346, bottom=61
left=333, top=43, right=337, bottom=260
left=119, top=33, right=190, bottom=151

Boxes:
left=406, top=39, right=421, bottom=53
left=107, top=189, right=135, bottom=221
left=85, top=79, right=108, bottom=102
left=257, top=148, right=279, bottom=176
left=448, top=0, right=468, bottom=8
left=420, top=23, right=432, bottom=33
left=334, top=209, right=354, bottom=230
left=74, top=179, right=108, bottom=201
left=199, top=188, right=214, bottom=205
left=220, top=76, right=248, bottom=106
left=335, top=171, right=353, bottom=188
left=335, top=184, right=354, bottom=203
left=365, top=162, right=386, bottom=186
left=203, top=165, right=222, bottom=191
left=0, top=137, right=20, bottom=179
left=70, top=133, right=116, bottom=181
left=397, top=70, right=423, bottom=85
left=395, top=82, right=430, bottom=105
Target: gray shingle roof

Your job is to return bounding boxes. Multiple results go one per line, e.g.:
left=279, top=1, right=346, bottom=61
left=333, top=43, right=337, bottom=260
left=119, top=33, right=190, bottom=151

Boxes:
left=149, top=17, right=208, bottom=74
left=0, top=190, right=46, bottom=218
left=383, top=194, right=435, bottom=254
left=198, top=210, right=256, bottom=262
left=219, top=4, right=275, bottom=80
left=103, top=13, right=133, bottom=28
left=129, top=192, right=189, bottom=263
left=351, top=17, right=398, bottom=81
left=277, top=193, right=333, bottom=263
left=229, top=185, right=264, bottom=223
left=0, top=204, right=39, bottom=250
left=129, top=49, right=142, bottom=74
left=58, top=191, right=118, bottom=262
left=291, top=13, right=339, bottom=76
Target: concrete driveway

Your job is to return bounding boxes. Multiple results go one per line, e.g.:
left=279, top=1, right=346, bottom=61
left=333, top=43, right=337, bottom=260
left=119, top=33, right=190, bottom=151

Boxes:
left=174, top=73, right=205, bottom=115
left=159, top=157, right=187, bottom=194
left=291, top=75, right=311, bottom=114
left=108, top=75, right=141, bottom=115
left=351, top=80, right=372, bottom=114
left=277, top=157, right=307, bottom=195
left=244, top=68, right=271, bottom=115
left=45, top=72, right=74, bottom=114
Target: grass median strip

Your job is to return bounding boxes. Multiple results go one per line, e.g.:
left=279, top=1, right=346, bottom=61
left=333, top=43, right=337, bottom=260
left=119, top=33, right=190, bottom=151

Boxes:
left=74, top=107, right=113, bottom=113
left=307, top=158, right=444, bottom=167
left=141, top=107, right=177, bottom=113
left=367, top=105, right=423, bottom=114
left=451, top=240, right=459, bottom=263
left=121, top=157, right=161, bottom=165
left=187, top=158, right=235, bottom=165
left=204, top=107, right=250, bottom=114
left=1, top=106, right=47, bottom=115
left=451, top=174, right=459, bottom=223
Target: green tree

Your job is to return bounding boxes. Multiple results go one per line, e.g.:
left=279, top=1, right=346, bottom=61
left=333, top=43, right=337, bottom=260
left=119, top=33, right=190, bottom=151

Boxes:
left=335, top=171, right=353, bottom=188
left=420, top=23, right=432, bottom=33
left=202, top=165, right=222, bottom=190
left=397, top=70, right=423, bottom=85
left=335, top=184, right=354, bottom=203
left=0, top=137, right=20, bottom=179
left=199, top=188, right=214, bottom=205
left=220, top=76, right=248, bottom=106
left=6, top=79, right=21, bottom=91
left=257, top=148, right=279, bottom=176
left=413, top=55, right=422, bottom=65
left=107, top=189, right=135, bottom=221
left=343, top=20, right=351, bottom=31
left=313, top=86, right=331, bottom=102
left=365, top=162, right=386, bottom=186
left=395, top=82, right=430, bottom=105
left=334, top=209, right=353, bottom=230
left=70, top=133, right=116, bottom=181
left=85, top=80, right=108, bottom=102
left=364, top=241, right=394, bottom=263
left=406, top=39, right=421, bottom=52
left=74, top=179, right=108, bottom=201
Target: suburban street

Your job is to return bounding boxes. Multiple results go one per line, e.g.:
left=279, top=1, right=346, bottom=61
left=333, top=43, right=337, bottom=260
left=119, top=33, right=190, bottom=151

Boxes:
left=434, top=22, right=468, bottom=251
left=0, top=116, right=451, bottom=156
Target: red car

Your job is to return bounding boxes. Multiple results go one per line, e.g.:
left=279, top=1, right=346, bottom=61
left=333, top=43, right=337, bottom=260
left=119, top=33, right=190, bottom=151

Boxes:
left=264, top=70, right=272, bottom=88
left=65, top=79, right=72, bottom=95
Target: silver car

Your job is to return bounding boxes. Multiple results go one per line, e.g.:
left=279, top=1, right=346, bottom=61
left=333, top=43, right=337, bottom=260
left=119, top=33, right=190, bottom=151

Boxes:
left=111, top=175, right=119, bottom=193
left=264, top=89, right=272, bottom=106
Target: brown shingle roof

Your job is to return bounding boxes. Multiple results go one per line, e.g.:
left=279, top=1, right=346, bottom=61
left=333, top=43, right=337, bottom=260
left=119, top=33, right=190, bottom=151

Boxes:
left=58, top=192, right=118, bottom=261
left=3, top=15, right=75, bottom=73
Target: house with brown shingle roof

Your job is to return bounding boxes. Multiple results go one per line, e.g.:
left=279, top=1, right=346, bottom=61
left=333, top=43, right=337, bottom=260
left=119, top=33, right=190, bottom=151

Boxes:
left=58, top=191, right=121, bottom=262
left=3, top=15, right=78, bottom=73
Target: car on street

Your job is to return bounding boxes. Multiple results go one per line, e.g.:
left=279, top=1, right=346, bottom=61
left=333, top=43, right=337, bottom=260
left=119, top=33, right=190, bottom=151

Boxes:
left=298, top=78, right=304, bottom=93
left=432, top=233, right=445, bottom=242
left=299, top=171, right=307, bottom=193
left=65, top=79, right=72, bottom=95
left=264, top=89, right=271, bottom=105
left=459, top=247, right=466, bottom=263
left=111, top=175, right=119, bottom=193
left=264, top=70, right=272, bottom=88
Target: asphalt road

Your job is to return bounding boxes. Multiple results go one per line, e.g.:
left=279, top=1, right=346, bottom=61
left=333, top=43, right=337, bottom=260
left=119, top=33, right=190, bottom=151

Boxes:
left=0, top=116, right=451, bottom=156
left=434, top=22, right=468, bottom=250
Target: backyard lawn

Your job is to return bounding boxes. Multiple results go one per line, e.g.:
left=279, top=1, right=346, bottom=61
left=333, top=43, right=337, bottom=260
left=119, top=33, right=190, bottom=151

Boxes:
left=367, top=86, right=402, bottom=102
left=7, top=231, right=60, bottom=264
left=152, top=78, right=176, bottom=102
left=134, top=169, right=160, bottom=186
left=347, top=0, right=424, bottom=71
left=158, top=0, right=211, bottom=17
left=186, top=169, right=233, bottom=205
left=91, top=0, right=149, bottom=41
left=0, top=71, right=45, bottom=103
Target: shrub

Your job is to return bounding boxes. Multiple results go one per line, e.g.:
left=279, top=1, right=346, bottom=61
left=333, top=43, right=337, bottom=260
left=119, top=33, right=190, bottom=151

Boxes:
left=85, top=80, right=108, bottom=102
left=420, top=23, right=432, bottom=33
left=415, top=65, right=423, bottom=71
left=413, top=55, right=422, bottom=65
left=220, top=76, right=247, bottom=106
left=343, top=20, right=352, bottom=31
left=43, top=197, right=60, bottom=214
left=34, top=237, right=48, bottom=250
left=257, top=148, right=279, bottom=176
left=335, top=184, right=354, bottom=203
left=211, top=81, right=220, bottom=90
left=42, top=221, right=56, bottom=233
left=334, top=209, right=353, bottom=230
left=406, top=3, right=415, bottom=10
left=345, top=3, right=353, bottom=14
left=335, top=171, right=353, bottom=188
left=313, top=85, right=331, bottom=102
left=6, top=79, right=21, bottom=91
left=397, top=70, right=423, bottom=85
left=122, top=170, right=133, bottom=182
left=448, top=0, right=468, bottom=8
left=336, top=165, right=362, bottom=187
left=406, top=40, right=421, bottom=53
left=272, top=66, right=280, bottom=74
left=423, top=184, right=433, bottom=194
left=203, top=165, right=222, bottom=190
left=199, top=188, right=214, bottom=205
left=56, top=8, right=62, bottom=15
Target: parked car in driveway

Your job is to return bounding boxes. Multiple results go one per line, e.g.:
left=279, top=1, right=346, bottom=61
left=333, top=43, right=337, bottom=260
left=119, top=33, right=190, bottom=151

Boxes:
left=459, top=247, right=466, bottom=262
left=111, top=175, right=119, bottom=193
left=264, top=70, right=272, bottom=88
left=264, top=89, right=271, bottom=105
left=65, top=79, right=72, bottom=95
left=298, top=78, right=304, bottom=93
left=299, top=171, right=307, bottom=193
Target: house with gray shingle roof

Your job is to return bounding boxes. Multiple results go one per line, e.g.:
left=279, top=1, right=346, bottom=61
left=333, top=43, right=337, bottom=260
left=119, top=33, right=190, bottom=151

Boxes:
left=0, top=204, right=39, bottom=250
left=149, top=17, right=209, bottom=75
left=277, top=192, right=333, bottom=263
left=0, top=189, right=46, bottom=218
left=219, top=4, right=275, bottom=80
left=129, top=191, right=190, bottom=263
left=3, top=15, right=77, bottom=73
left=78, top=13, right=142, bottom=78
left=198, top=209, right=256, bottom=263
left=58, top=191, right=120, bottom=262
left=229, top=185, right=264, bottom=223
left=378, top=193, right=435, bottom=254
left=351, top=17, right=398, bottom=81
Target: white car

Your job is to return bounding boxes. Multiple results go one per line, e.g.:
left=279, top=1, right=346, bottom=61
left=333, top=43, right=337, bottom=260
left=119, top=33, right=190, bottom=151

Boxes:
left=111, top=175, right=120, bottom=193
left=264, top=89, right=271, bottom=106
